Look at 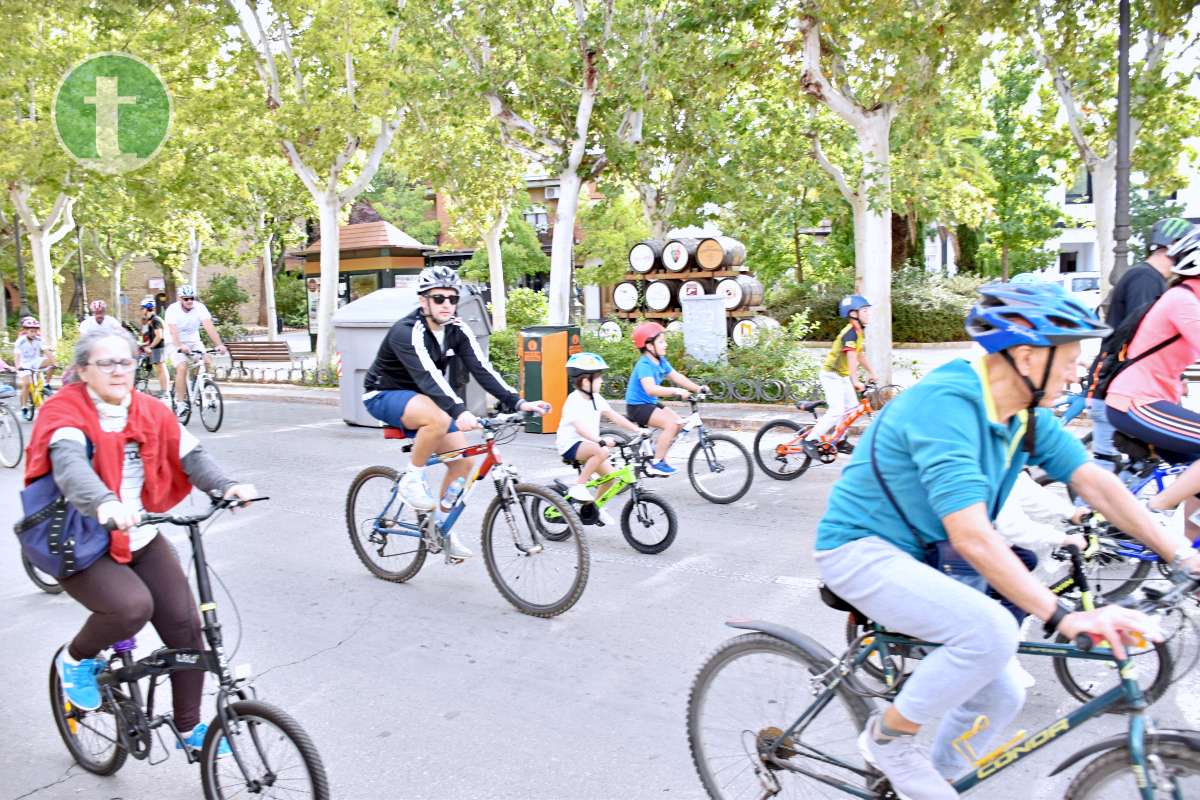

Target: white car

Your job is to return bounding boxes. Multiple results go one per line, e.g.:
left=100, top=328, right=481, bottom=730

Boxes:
left=1055, top=271, right=1103, bottom=310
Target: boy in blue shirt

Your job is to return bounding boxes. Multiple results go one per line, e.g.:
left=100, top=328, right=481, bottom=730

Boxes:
left=815, top=283, right=1195, bottom=797
left=624, top=322, right=706, bottom=475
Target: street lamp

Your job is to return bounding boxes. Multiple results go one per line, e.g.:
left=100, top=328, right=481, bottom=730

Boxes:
left=1112, top=0, right=1131, bottom=282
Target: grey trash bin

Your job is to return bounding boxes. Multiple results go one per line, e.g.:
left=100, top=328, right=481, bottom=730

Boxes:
left=332, top=287, right=493, bottom=427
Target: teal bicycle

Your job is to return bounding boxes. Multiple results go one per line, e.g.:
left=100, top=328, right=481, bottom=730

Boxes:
left=687, top=577, right=1200, bottom=798
left=536, top=432, right=679, bottom=554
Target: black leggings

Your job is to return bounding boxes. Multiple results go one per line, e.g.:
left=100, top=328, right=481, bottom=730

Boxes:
left=60, top=534, right=205, bottom=731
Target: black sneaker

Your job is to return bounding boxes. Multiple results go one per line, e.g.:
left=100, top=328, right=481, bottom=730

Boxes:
left=802, top=440, right=821, bottom=460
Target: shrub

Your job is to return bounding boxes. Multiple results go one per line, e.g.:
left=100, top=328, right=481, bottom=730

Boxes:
left=275, top=272, right=307, bottom=328
left=205, top=274, right=250, bottom=341
left=503, top=287, right=549, bottom=330
left=488, top=327, right=519, bottom=383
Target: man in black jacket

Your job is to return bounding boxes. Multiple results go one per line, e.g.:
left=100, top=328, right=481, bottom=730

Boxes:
left=362, top=266, right=549, bottom=559
left=1090, top=217, right=1194, bottom=461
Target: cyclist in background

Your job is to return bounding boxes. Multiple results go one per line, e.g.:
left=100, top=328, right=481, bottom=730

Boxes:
left=814, top=282, right=1197, bottom=797
left=804, top=294, right=877, bottom=459
left=1089, top=217, right=1193, bottom=466
left=361, top=266, right=549, bottom=561
left=14, top=316, right=55, bottom=414
left=78, top=299, right=123, bottom=337
left=138, top=296, right=169, bottom=397
left=623, top=322, right=707, bottom=476
left=164, top=285, right=226, bottom=415
left=1105, top=227, right=1200, bottom=539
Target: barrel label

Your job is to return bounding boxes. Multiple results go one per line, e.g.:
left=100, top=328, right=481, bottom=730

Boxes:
left=613, top=282, right=640, bottom=311
left=629, top=243, right=656, bottom=272
left=663, top=241, right=689, bottom=270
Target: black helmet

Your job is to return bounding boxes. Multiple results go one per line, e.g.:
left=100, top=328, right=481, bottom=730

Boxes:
left=1148, top=217, right=1193, bottom=252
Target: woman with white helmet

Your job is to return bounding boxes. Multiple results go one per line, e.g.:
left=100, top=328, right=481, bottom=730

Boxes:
left=1105, top=226, right=1200, bottom=536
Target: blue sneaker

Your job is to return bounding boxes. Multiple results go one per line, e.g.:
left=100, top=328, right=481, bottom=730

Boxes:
left=56, top=650, right=103, bottom=711
left=647, top=460, right=676, bottom=476
left=177, top=722, right=232, bottom=756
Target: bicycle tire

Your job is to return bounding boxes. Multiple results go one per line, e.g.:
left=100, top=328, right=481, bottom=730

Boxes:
left=1065, top=741, right=1200, bottom=798
left=688, top=432, right=753, bottom=504
left=345, top=466, right=427, bottom=582
left=199, top=379, right=224, bottom=432
left=481, top=482, right=589, bottom=618
left=1090, top=553, right=1154, bottom=601
left=752, top=419, right=813, bottom=480
left=24, top=552, right=64, bottom=594
left=201, top=699, right=330, bottom=800
left=48, top=648, right=127, bottom=775
left=843, top=615, right=918, bottom=685
left=531, top=493, right=574, bottom=542
left=1052, top=638, right=1173, bottom=710
left=688, top=632, right=873, bottom=800
left=177, top=392, right=192, bottom=426
left=0, top=404, right=24, bottom=468
left=620, top=491, right=677, bottom=554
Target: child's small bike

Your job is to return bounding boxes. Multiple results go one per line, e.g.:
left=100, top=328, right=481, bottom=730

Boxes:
left=19, top=365, right=56, bottom=421
left=753, top=382, right=902, bottom=480
left=536, top=432, right=679, bottom=554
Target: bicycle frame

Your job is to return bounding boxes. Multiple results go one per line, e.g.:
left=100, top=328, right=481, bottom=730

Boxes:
left=770, top=397, right=872, bottom=461
left=765, top=631, right=1154, bottom=799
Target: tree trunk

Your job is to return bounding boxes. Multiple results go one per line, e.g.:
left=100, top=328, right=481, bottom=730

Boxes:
left=188, top=225, right=202, bottom=290
left=314, top=195, right=341, bottom=368
left=14, top=215, right=30, bottom=317
left=1001, top=243, right=1010, bottom=282
left=854, top=115, right=893, bottom=383
left=638, top=183, right=668, bottom=240
left=548, top=168, right=582, bottom=325
left=27, top=230, right=61, bottom=347
left=1092, top=155, right=1118, bottom=287
left=263, top=225, right=279, bottom=342
left=793, top=215, right=804, bottom=283
left=484, top=205, right=509, bottom=330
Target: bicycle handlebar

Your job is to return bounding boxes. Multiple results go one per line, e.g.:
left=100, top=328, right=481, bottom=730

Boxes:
left=103, top=493, right=270, bottom=530
left=479, top=411, right=528, bottom=429
left=1071, top=574, right=1200, bottom=652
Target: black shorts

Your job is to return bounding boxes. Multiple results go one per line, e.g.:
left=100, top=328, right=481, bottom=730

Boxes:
left=626, top=402, right=662, bottom=428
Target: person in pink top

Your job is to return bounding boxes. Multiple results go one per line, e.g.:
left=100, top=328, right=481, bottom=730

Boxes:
left=1106, top=226, right=1200, bottom=537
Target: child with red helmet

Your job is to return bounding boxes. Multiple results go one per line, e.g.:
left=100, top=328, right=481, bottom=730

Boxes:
left=623, top=322, right=707, bottom=475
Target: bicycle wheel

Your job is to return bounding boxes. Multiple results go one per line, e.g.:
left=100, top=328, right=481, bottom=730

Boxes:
left=752, top=419, right=812, bottom=481
left=24, top=552, right=64, bottom=594
left=0, top=404, right=24, bottom=468
left=620, top=490, right=677, bottom=554
left=177, top=392, right=192, bottom=426
left=201, top=700, right=329, bottom=800
left=1066, top=741, right=1200, bottom=798
left=1052, top=637, right=1173, bottom=710
left=199, top=379, right=224, bottom=432
left=481, top=482, right=589, bottom=617
left=48, top=648, right=127, bottom=775
left=688, top=632, right=873, bottom=799
left=1087, top=547, right=1154, bottom=601
left=843, top=616, right=917, bottom=685
left=345, top=466, right=427, bottom=582
left=531, top=492, right=573, bottom=542
left=688, top=432, right=754, bottom=504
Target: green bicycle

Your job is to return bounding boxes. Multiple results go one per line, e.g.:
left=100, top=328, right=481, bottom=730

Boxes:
left=536, top=433, right=679, bottom=554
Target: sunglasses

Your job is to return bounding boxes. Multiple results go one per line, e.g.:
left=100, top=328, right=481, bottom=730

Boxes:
left=427, top=293, right=459, bottom=306
left=181, top=298, right=195, bottom=302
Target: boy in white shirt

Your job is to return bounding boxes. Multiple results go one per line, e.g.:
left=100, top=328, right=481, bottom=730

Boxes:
left=557, top=353, right=640, bottom=524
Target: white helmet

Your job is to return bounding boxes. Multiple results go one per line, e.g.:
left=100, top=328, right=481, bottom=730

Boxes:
left=1168, top=226, right=1200, bottom=276
left=416, top=266, right=462, bottom=295
left=178, top=284, right=197, bottom=298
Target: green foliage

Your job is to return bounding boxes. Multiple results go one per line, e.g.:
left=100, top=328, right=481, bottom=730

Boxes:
left=275, top=272, right=308, bottom=328
left=364, top=165, right=441, bottom=245
left=503, top=287, right=549, bottom=330
left=205, top=274, right=250, bottom=341
left=461, top=215, right=549, bottom=286
left=1131, top=187, right=1187, bottom=256
left=488, top=327, right=519, bottom=383
left=575, top=190, right=650, bottom=286
left=54, top=316, right=79, bottom=370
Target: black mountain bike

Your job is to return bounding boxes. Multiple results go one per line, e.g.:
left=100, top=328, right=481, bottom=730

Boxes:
left=48, top=496, right=330, bottom=799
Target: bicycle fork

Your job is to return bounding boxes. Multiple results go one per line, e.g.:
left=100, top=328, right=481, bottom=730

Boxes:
left=495, top=471, right=543, bottom=555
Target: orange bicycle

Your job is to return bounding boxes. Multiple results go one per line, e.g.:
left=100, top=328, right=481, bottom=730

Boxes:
left=752, top=381, right=902, bottom=479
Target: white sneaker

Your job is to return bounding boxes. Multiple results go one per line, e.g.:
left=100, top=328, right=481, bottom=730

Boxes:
left=598, top=507, right=617, bottom=527
left=398, top=469, right=436, bottom=511
left=447, top=530, right=473, bottom=560
left=1008, top=659, right=1036, bottom=689
left=566, top=484, right=595, bottom=503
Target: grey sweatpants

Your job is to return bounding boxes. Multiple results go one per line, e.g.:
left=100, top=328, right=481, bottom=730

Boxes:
left=816, top=536, right=1025, bottom=778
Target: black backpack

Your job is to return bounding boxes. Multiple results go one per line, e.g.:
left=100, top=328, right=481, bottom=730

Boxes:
left=1086, top=283, right=1197, bottom=401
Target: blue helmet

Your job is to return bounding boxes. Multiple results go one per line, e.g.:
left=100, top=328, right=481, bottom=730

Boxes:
left=1009, top=272, right=1043, bottom=285
left=964, top=283, right=1110, bottom=353
left=838, top=294, right=871, bottom=318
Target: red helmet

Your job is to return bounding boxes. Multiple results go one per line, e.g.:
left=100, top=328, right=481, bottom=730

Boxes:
left=632, top=322, right=665, bottom=350
left=90, top=299, right=107, bottom=313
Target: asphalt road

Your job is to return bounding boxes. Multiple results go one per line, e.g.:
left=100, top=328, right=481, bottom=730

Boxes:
left=3, top=398, right=1199, bottom=800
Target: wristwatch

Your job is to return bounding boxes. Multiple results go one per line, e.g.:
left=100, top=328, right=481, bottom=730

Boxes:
left=1042, top=598, right=1073, bottom=639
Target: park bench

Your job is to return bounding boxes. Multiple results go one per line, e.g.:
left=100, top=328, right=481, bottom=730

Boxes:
left=226, top=341, right=293, bottom=369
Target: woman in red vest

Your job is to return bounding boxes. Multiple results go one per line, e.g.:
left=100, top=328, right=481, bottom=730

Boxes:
left=25, top=328, right=256, bottom=753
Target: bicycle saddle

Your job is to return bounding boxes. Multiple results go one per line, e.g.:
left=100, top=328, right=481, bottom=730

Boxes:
left=795, top=400, right=828, bottom=413
left=382, top=427, right=408, bottom=440
left=1112, top=431, right=1154, bottom=463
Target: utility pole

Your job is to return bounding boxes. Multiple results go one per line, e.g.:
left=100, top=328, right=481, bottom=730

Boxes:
left=14, top=214, right=30, bottom=317
left=1112, top=0, right=1132, bottom=281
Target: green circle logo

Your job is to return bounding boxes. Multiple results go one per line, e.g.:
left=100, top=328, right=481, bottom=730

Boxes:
left=53, top=53, right=172, bottom=175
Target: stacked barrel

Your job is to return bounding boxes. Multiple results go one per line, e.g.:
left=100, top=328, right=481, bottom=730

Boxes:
left=610, top=235, right=775, bottom=344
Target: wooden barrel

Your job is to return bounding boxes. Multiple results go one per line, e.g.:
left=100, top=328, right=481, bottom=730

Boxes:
left=598, top=319, right=623, bottom=342
left=662, top=238, right=700, bottom=272
left=627, top=240, right=661, bottom=274
left=613, top=281, right=640, bottom=312
left=716, top=275, right=765, bottom=310
left=696, top=237, right=747, bottom=270
left=731, top=315, right=781, bottom=347
left=666, top=320, right=684, bottom=334
left=679, top=279, right=713, bottom=301
left=645, top=280, right=676, bottom=312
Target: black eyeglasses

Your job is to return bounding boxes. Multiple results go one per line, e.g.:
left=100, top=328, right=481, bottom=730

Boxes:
left=427, top=293, right=459, bottom=306
left=89, top=358, right=136, bottom=374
